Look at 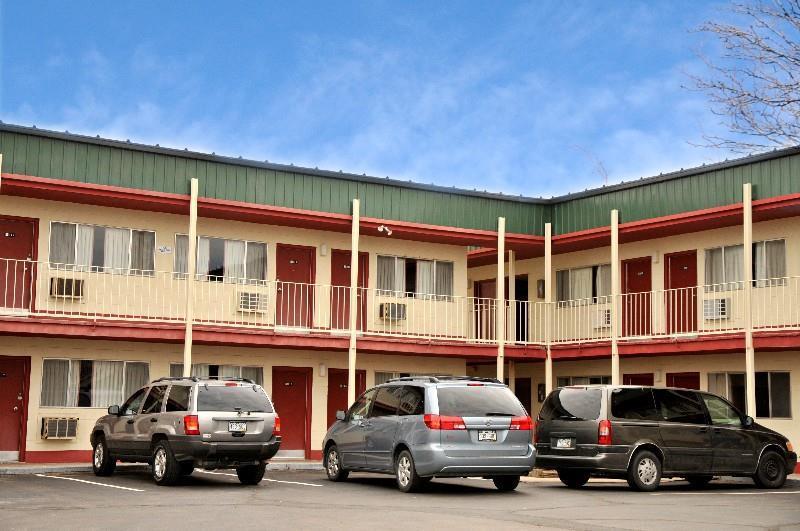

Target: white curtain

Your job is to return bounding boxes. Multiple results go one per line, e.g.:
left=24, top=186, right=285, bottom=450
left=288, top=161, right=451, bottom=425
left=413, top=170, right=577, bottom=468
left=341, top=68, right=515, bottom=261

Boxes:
left=49, top=223, right=77, bottom=267
left=197, top=237, right=211, bottom=278
left=435, top=261, right=454, bottom=298
left=124, top=362, right=149, bottom=397
left=556, top=270, right=570, bottom=302
left=191, top=363, right=210, bottom=378
left=375, top=372, right=396, bottom=385
left=241, top=367, right=263, bottom=385
left=131, top=230, right=155, bottom=274
left=224, top=239, right=246, bottom=281
left=570, top=267, right=593, bottom=301
left=105, top=228, right=130, bottom=274
left=174, top=235, right=188, bottom=277
left=595, top=264, right=611, bottom=300
left=170, top=363, right=184, bottom=378
left=218, top=365, right=241, bottom=378
left=757, top=240, right=786, bottom=282
left=724, top=245, right=743, bottom=289
left=40, top=359, right=70, bottom=407
left=377, top=256, right=394, bottom=293
left=66, top=360, right=81, bottom=407
left=245, top=242, right=267, bottom=283
left=416, top=260, right=434, bottom=298
left=75, top=224, right=94, bottom=270
left=705, top=247, right=723, bottom=289
left=394, top=257, right=406, bottom=294
left=708, top=373, right=726, bottom=397
left=91, top=361, right=125, bottom=407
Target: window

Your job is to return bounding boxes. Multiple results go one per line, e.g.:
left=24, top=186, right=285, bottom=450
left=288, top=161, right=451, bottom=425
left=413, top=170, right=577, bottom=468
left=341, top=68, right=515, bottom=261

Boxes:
left=165, top=385, right=192, bottom=412
left=556, top=264, right=611, bottom=304
left=174, top=234, right=266, bottom=283
left=708, top=372, right=746, bottom=413
left=40, top=359, right=150, bottom=408
left=701, top=393, right=742, bottom=426
left=348, top=389, right=377, bottom=421
left=556, top=375, right=611, bottom=388
left=169, top=363, right=263, bottom=386
left=376, top=255, right=454, bottom=299
left=141, top=385, right=167, bottom=414
left=398, top=386, right=425, bottom=416
left=370, top=387, right=403, bottom=417
left=120, top=388, right=147, bottom=416
left=654, top=389, right=707, bottom=424
left=538, top=388, right=602, bottom=421
left=705, top=239, right=786, bottom=291
left=756, top=371, right=791, bottom=418
left=611, top=388, right=660, bottom=421
left=49, top=222, right=155, bottom=275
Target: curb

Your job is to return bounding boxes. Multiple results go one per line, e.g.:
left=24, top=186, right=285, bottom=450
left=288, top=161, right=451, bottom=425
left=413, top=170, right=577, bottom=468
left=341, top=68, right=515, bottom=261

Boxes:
left=0, top=461, right=323, bottom=476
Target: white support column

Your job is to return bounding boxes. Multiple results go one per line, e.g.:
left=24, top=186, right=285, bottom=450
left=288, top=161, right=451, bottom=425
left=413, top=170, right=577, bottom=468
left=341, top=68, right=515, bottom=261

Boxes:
left=507, top=249, right=516, bottom=344
left=496, top=217, right=506, bottom=381
left=743, top=183, right=756, bottom=417
left=182, top=178, right=199, bottom=377
left=544, top=222, right=553, bottom=395
left=508, top=359, right=516, bottom=393
left=610, top=209, right=621, bottom=386
left=347, top=198, right=361, bottom=407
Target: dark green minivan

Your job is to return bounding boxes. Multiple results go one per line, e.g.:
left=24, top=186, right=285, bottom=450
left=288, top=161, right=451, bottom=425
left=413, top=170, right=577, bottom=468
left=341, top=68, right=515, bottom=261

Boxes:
left=534, top=385, right=797, bottom=491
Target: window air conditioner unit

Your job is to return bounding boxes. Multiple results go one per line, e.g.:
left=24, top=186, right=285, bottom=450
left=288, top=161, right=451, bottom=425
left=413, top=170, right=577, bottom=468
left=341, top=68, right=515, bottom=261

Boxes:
left=238, top=291, right=268, bottom=313
left=593, top=308, right=612, bottom=329
left=703, top=298, right=730, bottom=320
left=50, top=277, right=84, bottom=299
left=41, top=417, right=79, bottom=440
left=379, top=302, right=407, bottom=321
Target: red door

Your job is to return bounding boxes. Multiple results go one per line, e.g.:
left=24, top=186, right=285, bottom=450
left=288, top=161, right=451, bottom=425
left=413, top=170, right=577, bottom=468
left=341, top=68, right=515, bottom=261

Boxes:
left=0, top=356, right=30, bottom=460
left=330, top=250, right=368, bottom=330
left=623, top=373, right=655, bottom=386
left=276, top=245, right=316, bottom=327
left=667, top=372, right=700, bottom=390
left=622, top=257, right=652, bottom=337
left=271, top=367, right=312, bottom=455
left=665, top=251, right=697, bottom=334
left=326, top=368, right=366, bottom=428
left=0, top=217, right=36, bottom=310
left=474, top=279, right=497, bottom=340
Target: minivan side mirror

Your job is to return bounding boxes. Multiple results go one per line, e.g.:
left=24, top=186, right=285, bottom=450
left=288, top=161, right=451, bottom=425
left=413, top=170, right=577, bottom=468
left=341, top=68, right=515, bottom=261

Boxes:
left=108, top=405, right=120, bottom=416
left=743, top=415, right=754, bottom=427
left=336, top=410, right=346, bottom=421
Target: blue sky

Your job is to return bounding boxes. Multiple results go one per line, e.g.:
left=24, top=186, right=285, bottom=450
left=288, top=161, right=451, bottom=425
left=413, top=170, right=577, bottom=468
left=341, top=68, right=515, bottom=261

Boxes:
left=1, top=1, right=740, bottom=197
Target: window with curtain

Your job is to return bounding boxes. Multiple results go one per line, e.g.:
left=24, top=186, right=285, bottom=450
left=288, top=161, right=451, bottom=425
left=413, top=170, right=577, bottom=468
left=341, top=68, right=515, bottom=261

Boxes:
left=169, top=363, right=263, bottom=385
left=706, top=240, right=786, bottom=291
left=708, top=372, right=746, bottom=413
left=754, top=239, right=786, bottom=287
left=174, top=235, right=266, bottom=283
left=708, top=371, right=789, bottom=417
left=41, top=359, right=150, bottom=408
left=556, top=264, right=610, bottom=305
left=48, top=222, right=155, bottom=276
left=376, top=255, right=454, bottom=298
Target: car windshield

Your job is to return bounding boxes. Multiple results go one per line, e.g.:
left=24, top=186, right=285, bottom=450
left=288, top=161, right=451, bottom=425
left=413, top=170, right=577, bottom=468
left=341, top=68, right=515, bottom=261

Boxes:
left=539, top=388, right=602, bottom=421
left=196, top=385, right=274, bottom=412
left=436, top=386, right=526, bottom=417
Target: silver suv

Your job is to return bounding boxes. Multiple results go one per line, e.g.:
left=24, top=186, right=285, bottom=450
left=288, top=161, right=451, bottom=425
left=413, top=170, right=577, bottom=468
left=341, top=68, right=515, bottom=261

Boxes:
left=322, top=376, right=536, bottom=492
left=90, top=377, right=281, bottom=485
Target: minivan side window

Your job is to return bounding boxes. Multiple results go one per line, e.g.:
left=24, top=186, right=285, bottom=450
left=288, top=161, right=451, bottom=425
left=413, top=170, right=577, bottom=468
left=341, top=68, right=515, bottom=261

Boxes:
left=654, top=389, right=707, bottom=424
left=398, top=386, right=425, bottom=416
left=701, top=393, right=743, bottom=427
left=141, top=385, right=167, bottom=414
left=610, top=388, right=659, bottom=421
left=370, top=387, right=402, bottom=417
left=349, top=389, right=376, bottom=421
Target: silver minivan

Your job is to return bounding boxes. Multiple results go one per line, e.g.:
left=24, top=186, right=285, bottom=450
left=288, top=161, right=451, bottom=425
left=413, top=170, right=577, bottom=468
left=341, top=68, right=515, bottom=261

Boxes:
left=322, top=376, right=536, bottom=492
left=90, top=377, right=281, bottom=485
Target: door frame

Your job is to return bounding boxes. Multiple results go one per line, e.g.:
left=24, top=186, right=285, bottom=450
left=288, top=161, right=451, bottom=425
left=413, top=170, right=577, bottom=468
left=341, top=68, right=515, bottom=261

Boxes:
left=0, top=215, right=39, bottom=313
left=275, top=244, right=317, bottom=328
left=664, top=250, right=698, bottom=334
left=0, top=355, right=31, bottom=461
left=272, top=366, right=313, bottom=459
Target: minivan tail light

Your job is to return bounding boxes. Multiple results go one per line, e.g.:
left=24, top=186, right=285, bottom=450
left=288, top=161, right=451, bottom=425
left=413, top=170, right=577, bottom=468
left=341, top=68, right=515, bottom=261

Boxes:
left=423, top=414, right=466, bottom=430
left=509, top=416, right=533, bottom=431
left=274, top=416, right=281, bottom=436
left=598, top=419, right=612, bottom=446
left=183, top=415, right=200, bottom=436
left=532, top=420, right=539, bottom=443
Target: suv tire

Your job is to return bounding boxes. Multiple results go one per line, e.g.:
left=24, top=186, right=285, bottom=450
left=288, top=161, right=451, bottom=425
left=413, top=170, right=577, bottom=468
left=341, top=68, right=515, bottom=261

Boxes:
left=151, top=440, right=180, bottom=486
left=395, top=450, right=423, bottom=493
left=686, top=475, right=713, bottom=488
left=179, top=462, right=195, bottom=476
left=325, top=445, right=349, bottom=482
left=558, top=470, right=590, bottom=488
left=753, top=450, right=787, bottom=489
left=237, top=462, right=266, bottom=485
left=92, top=436, right=116, bottom=477
left=492, top=475, right=521, bottom=492
left=627, top=450, right=662, bottom=492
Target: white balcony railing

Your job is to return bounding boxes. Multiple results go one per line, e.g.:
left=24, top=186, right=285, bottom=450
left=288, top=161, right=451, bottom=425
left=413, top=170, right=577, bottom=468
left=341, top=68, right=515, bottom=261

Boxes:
left=1, top=258, right=798, bottom=347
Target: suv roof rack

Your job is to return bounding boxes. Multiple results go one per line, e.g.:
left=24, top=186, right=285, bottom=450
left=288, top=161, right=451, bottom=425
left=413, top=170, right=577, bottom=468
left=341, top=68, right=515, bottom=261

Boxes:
left=152, top=376, right=199, bottom=383
left=385, top=375, right=502, bottom=384
left=152, top=376, right=256, bottom=384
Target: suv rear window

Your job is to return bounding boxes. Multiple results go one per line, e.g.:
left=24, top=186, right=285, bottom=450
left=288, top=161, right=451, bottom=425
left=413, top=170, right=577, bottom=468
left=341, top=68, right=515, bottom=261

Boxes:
left=539, top=388, right=602, bottom=421
left=196, top=385, right=274, bottom=413
left=436, top=386, right=525, bottom=417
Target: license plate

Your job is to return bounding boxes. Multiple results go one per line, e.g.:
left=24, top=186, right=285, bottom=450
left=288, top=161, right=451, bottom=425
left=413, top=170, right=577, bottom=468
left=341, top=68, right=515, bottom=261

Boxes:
left=478, top=430, right=497, bottom=442
left=228, top=421, right=247, bottom=433
left=554, top=437, right=573, bottom=449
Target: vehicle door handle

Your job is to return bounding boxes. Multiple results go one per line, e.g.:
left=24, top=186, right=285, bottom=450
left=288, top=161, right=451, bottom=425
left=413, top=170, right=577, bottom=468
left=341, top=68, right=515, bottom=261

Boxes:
left=127, top=419, right=135, bottom=424
left=150, top=418, right=158, bottom=423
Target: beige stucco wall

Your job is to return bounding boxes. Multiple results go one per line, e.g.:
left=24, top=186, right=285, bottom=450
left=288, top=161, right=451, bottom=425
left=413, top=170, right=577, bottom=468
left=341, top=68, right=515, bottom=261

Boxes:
left=1, top=337, right=465, bottom=455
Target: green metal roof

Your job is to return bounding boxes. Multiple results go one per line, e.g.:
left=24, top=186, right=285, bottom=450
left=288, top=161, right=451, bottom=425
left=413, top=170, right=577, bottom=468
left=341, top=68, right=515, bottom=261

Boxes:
left=1, top=123, right=798, bottom=236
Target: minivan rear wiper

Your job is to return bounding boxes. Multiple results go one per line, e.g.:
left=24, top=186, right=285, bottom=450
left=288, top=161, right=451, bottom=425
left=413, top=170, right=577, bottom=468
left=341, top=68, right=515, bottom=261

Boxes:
left=485, top=412, right=515, bottom=416
left=555, top=414, right=581, bottom=420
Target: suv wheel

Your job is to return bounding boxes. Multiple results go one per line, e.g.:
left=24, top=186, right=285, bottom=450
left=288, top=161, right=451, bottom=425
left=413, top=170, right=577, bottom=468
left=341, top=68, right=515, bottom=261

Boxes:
left=753, top=450, right=787, bottom=489
left=151, top=441, right=180, bottom=486
left=325, top=445, right=349, bottom=482
left=179, top=462, right=195, bottom=476
left=492, top=475, right=521, bottom=492
left=92, top=436, right=116, bottom=477
left=685, top=475, right=713, bottom=488
left=558, top=470, right=590, bottom=488
left=395, top=450, right=423, bottom=493
left=627, top=450, right=662, bottom=492
left=237, top=462, right=267, bottom=485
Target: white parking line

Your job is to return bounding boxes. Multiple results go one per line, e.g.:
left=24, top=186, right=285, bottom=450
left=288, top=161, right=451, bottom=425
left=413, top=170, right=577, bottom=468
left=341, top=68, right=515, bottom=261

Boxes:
left=651, top=490, right=800, bottom=496
left=196, top=470, right=323, bottom=487
left=35, top=474, right=145, bottom=492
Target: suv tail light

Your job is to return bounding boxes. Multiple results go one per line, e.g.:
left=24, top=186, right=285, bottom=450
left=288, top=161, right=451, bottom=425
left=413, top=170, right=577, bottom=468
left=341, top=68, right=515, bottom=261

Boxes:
left=183, top=415, right=200, bottom=436
left=274, top=416, right=281, bottom=436
left=598, top=419, right=613, bottom=446
left=423, top=414, right=466, bottom=430
left=509, top=416, right=533, bottom=431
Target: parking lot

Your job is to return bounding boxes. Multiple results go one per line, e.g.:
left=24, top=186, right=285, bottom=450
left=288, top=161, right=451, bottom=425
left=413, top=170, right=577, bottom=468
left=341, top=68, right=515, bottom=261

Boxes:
left=1, top=469, right=799, bottom=530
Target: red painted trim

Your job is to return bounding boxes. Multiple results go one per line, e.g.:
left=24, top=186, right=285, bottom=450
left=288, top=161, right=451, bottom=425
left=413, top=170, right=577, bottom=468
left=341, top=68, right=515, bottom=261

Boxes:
left=272, top=366, right=314, bottom=459
left=25, top=450, right=92, bottom=463
left=308, top=450, right=323, bottom=461
left=795, top=463, right=800, bottom=474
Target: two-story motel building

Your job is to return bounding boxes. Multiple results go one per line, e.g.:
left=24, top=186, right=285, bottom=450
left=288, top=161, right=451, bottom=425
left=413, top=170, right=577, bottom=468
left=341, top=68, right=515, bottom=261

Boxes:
left=0, top=123, right=798, bottom=468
